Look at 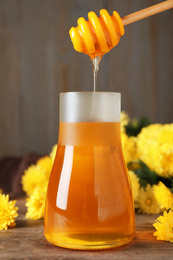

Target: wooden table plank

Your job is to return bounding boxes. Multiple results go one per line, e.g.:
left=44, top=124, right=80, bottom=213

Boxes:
left=0, top=198, right=172, bottom=259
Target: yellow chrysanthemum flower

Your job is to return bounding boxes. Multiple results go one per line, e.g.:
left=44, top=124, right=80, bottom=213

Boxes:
left=25, top=186, right=47, bottom=220
left=129, top=171, right=140, bottom=202
left=121, top=132, right=138, bottom=164
left=121, top=111, right=130, bottom=132
left=138, top=124, right=173, bottom=177
left=0, top=189, right=3, bottom=194
left=22, top=165, right=49, bottom=196
left=37, top=156, right=53, bottom=179
left=154, top=182, right=173, bottom=210
left=50, top=144, right=57, bottom=161
left=153, top=210, right=173, bottom=242
left=138, top=184, right=161, bottom=214
left=0, top=194, right=18, bottom=230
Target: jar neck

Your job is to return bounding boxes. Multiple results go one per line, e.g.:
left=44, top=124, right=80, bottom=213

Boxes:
left=60, top=92, right=121, bottom=123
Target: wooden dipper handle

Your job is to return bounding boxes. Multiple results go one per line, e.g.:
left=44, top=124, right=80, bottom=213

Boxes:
left=122, top=0, right=173, bottom=26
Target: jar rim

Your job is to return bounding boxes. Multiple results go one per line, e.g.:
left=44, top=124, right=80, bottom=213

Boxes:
left=60, top=91, right=121, bottom=96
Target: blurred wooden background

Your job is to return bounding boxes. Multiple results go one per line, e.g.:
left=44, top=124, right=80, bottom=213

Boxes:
left=0, top=0, right=172, bottom=157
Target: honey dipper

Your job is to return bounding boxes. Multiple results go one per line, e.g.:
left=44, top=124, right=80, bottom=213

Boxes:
left=69, top=0, right=173, bottom=58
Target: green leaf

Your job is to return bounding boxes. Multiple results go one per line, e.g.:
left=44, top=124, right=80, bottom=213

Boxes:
left=129, top=160, right=159, bottom=187
left=129, top=160, right=173, bottom=189
left=125, top=117, right=151, bottom=137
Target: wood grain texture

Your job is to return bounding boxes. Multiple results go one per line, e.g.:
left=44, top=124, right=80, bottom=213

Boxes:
left=122, top=0, right=173, bottom=26
left=0, top=198, right=173, bottom=259
left=0, top=0, right=173, bottom=157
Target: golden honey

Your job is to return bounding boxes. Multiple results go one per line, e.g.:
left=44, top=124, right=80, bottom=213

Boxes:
left=44, top=122, right=135, bottom=250
left=69, top=9, right=124, bottom=58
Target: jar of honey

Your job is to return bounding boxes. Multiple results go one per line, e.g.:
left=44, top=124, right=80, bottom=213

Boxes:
left=44, top=92, right=135, bottom=250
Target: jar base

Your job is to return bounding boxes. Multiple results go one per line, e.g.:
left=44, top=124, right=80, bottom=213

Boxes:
left=44, top=232, right=135, bottom=250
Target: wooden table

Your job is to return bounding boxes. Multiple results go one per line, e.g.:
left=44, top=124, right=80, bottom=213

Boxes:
left=1, top=198, right=172, bottom=259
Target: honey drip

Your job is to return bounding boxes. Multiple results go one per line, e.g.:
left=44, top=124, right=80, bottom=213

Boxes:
left=91, top=56, right=101, bottom=92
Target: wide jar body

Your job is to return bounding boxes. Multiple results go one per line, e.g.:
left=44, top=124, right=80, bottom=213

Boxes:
left=44, top=92, right=135, bottom=250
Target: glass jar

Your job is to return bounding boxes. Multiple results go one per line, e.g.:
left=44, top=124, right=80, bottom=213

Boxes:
left=44, top=92, right=135, bottom=250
